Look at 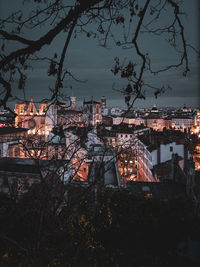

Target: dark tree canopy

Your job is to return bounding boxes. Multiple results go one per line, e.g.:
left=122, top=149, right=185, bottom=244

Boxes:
left=0, top=190, right=199, bottom=266
left=0, top=0, right=199, bottom=109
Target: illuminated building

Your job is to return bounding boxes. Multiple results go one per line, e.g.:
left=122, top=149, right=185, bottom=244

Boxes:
left=15, top=98, right=49, bottom=135
left=171, top=116, right=194, bottom=131
left=0, top=127, right=28, bottom=158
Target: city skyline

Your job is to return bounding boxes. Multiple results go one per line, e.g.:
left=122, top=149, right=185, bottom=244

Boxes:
left=8, top=95, right=200, bottom=110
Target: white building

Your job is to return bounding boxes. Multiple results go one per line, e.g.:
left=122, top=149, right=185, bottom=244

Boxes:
left=171, top=116, right=194, bottom=130
left=112, top=116, right=124, bottom=125
left=110, top=107, right=123, bottom=116
left=136, top=133, right=190, bottom=182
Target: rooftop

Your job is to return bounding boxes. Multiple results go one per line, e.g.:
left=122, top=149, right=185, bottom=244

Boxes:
left=0, top=158, right=68, bottom=175
left=88, top=144, right=115, bottom=157
left=152, top=157, right=186, bottom=183
left=138, top=130, right=187, bottom=151
left=83, top=100, right=100, bottom=105
left=57, top=109, right=82, bottom=115
left=0, top=127, right=28, bottom=135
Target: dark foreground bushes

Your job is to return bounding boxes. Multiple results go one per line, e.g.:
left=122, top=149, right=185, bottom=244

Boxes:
left=0, top=190, right=198, bottom=267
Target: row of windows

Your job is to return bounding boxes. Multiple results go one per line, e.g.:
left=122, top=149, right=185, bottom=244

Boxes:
left=118, top=134, right=135, bottom=138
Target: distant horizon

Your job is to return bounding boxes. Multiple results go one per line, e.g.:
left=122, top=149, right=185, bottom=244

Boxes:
left=7, top=95, right=200, bottom=110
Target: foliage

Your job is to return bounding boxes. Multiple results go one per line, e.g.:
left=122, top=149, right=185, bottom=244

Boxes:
left=0, top=190, right=198, bottom=266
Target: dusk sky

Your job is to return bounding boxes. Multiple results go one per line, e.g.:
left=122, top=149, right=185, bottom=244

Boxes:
left=0, top=0, right=199, bottom=108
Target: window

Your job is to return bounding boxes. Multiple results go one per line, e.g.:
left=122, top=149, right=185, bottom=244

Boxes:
left=170, top=146, right=173, bottom=152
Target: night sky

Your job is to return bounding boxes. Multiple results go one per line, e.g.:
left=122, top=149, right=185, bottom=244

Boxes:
left=0, top=0, right=199, bottom=108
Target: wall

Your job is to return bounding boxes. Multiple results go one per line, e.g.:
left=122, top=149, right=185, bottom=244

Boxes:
left=151, top=142, right=188, bottom=167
